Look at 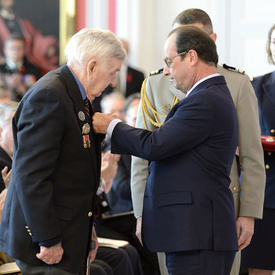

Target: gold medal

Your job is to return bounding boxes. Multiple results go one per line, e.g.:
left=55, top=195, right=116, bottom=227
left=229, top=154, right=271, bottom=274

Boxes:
left=82, top=123, right=90, bottom=134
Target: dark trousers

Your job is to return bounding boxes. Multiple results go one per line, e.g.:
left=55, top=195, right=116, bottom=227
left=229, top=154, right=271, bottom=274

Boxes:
left=15, top=259, right=79, bottom=275
left=165, top=250, right=236, bottom=275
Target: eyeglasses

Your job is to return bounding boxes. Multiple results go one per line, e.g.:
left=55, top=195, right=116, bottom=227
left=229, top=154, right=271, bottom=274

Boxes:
left=164, top=51, right=187, bottom=68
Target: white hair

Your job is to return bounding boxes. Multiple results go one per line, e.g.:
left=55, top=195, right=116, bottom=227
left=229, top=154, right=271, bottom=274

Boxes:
left=0, top=101, right=18, bottom=129
left=64, top=28, right=126, bottom=69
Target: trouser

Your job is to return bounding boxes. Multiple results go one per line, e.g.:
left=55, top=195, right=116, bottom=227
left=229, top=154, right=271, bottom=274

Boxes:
left=15, top=260, right=79, bottom=275
left=165, top=250, right=235, bottom=275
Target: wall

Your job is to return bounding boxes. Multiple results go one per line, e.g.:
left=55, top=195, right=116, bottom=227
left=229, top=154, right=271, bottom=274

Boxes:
left=82, top=0, right=275, bottom=77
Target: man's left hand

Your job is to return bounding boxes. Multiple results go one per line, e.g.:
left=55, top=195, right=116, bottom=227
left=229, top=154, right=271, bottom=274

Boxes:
left=88, top=225, right=99, bottom=263
left=92, top=112, right=117, bottom=134
left=36, top=242, right=64, bottom=265
left=236, top=216, right=254, bottom=250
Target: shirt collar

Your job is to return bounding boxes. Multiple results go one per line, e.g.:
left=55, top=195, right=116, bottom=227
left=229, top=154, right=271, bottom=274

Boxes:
left=186, top=73, right=220, bottom=97
left=66, top=64, right=86, bottom=100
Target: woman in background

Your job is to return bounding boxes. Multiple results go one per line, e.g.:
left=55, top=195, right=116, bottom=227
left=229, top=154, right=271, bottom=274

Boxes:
left=241, top=24, right=275, bottom=275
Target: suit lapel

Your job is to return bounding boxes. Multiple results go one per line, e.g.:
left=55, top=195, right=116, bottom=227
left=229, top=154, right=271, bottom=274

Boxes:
left=58, top=65, right=100, bottom=180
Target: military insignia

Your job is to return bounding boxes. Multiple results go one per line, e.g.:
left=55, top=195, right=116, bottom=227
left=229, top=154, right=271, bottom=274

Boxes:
left=161, top=103, right=171, bottom=114
left=83, top=135, right=91, bottom=148
left=222, top=64, right=245, bottom=75
left=78, top=111, right=85, bottom=121
left=148, top=68, right=164, bottom=76
left=82, top=123, right=90, bottom=134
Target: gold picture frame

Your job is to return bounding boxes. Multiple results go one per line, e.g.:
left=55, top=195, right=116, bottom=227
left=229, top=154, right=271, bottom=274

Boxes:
left=59, top=0, right=76, bottom=65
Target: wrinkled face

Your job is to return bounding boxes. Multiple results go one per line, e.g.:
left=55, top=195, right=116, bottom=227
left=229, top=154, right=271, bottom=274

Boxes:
left=85, top=57, right=123, bottom=101
left=4, top=39, right=25, bottom=63
left=270, top=29, right=275, bottom=64
left=163, top=33, right=191, bottom=93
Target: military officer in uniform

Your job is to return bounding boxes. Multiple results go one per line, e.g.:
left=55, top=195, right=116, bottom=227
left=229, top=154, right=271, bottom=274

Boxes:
left=131, top=9, right=266, bottom=275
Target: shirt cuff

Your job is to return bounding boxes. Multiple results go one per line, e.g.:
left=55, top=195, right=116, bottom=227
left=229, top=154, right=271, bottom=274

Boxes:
left=39, top=235, right=62, bottom=247
left=107, top=118, right=121, bottom=137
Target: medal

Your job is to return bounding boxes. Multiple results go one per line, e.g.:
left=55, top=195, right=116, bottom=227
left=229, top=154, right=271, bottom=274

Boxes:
left=82, top=123, right=90, bottom=134
left=83, top=135, right=91, bottom=148
left=78, top=111, right=85, bottom=121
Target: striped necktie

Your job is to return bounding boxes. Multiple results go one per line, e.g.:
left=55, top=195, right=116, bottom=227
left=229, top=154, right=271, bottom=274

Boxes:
left=84, top=98, right=90, bottom=117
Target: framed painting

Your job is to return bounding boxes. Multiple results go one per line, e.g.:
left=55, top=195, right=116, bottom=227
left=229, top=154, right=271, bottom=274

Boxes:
left=0, top=0, right=76, bottom=72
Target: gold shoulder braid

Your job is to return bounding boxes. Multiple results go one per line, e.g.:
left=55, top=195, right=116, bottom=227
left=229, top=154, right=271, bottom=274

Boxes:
left=141, top=70, right=179, bottom=129
left=222, top=64, right=245, bottom=75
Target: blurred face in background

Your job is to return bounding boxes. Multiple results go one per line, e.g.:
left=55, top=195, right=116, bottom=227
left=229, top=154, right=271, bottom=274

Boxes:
left=270, top=29, right=275, bottom=64
left=125, top=99, right=140, bottom=127
left=0, top=112, right=14, bottom=157
left=4, top=39, right=25, bottom=63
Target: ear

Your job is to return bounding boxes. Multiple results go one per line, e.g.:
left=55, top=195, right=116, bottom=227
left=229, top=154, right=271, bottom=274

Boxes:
left=210, top=32, right=217, bottom=43
left=187, top=50, right=198, bottom=66
left=87, top=59, right=97, bottom=78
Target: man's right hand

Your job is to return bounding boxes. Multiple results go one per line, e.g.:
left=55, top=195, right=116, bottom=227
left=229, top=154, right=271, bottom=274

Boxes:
left=36, top=242, right=64, bottom=265
left=136, top=216, right=143, bottom=245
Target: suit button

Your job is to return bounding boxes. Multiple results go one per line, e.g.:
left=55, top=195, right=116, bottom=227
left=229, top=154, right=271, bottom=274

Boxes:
left=232, top=186, right=237, bottom=191
left=29, top=233, right=32, bottom=236
left=88, top=212, right=93, bottom=217
left=271, top=129, right=275, bottom=134
left=266, top=164, right=270, bottom=169
left=268, top=152, right=272, bottom=156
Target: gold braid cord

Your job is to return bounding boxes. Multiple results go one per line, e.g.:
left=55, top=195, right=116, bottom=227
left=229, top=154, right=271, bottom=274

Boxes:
left=141, top=77, right=179, bottom=129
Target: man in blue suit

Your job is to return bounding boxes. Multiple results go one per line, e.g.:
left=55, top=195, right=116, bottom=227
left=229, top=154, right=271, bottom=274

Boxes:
left=92, top=26, right=239, bottom=275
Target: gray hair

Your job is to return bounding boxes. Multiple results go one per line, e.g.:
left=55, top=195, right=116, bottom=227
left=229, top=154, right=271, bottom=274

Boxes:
left=100, top=91, right=125, bottom=113
left=64, top=28, right=127, bottom=69
left=0, top=101, right=18, bottom=129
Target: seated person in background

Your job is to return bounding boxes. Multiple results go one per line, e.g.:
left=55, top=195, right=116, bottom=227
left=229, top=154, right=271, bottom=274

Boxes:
left=0, top=77, right=11, bottom=103
left=105, top=93, right=141, bottom=215
left=97, top=92, right=160, bottom=275
left=95, top=149, right=143, bottom=275
left=0, top=34, right=41, bottom=101
left=0, top=101, right=17, bottom=193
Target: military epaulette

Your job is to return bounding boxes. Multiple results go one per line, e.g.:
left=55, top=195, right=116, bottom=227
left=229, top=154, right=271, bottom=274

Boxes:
left=222, top=64, right=245, bottom=75
left=148, top=68, right=164, bottom=77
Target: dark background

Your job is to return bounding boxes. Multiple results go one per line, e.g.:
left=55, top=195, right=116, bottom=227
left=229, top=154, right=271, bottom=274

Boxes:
left=14, top=0, right=59, bottom=39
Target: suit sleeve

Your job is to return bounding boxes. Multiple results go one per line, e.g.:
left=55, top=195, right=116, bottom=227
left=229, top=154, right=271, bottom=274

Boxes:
left=236, top=75, right=266, bottom=218
left=113, top=93, right=216, bottom=162
left=13, top=89, right=65, bottom=242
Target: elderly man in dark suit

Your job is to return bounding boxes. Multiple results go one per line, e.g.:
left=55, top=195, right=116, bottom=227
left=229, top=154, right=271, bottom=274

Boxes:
left=92, top=26, right=239, bottom=275
left=0, top=28, right=126, bottom=275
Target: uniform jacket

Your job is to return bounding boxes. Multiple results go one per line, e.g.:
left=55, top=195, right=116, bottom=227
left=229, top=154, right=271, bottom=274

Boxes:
left=252, top=71, right=275, bottom=209
left=0, top=65, right=101, bottom=274
left=112, top=76, right=239, bottom=252
left=131, top=65, right=265, bottom=220
left=0, top=147, right=12, bottom=192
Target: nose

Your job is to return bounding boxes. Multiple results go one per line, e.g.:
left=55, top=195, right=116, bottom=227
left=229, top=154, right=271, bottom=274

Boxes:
left=110, top=74, right=117, bottom=87
left=163, top=65, right=170, bottom=76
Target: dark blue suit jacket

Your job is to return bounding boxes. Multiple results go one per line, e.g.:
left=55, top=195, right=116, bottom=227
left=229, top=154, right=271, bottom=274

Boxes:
left=0, top=65, right=101, bottom=273
left=111, top=76, right=239, bottom=253
left=252, top=72, right=275, bottom=209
